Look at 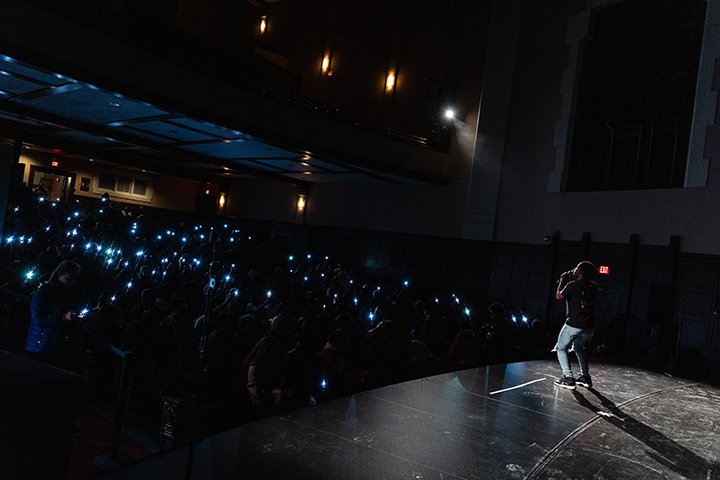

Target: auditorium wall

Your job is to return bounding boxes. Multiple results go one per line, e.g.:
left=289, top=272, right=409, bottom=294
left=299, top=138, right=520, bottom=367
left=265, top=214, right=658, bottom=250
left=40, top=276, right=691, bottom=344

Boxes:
left=493, top=1, right=720, bottom=255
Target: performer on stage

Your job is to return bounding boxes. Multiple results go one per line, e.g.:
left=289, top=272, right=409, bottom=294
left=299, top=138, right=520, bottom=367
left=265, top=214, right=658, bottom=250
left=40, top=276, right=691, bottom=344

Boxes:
left=553, top=261, right=597, bottom=390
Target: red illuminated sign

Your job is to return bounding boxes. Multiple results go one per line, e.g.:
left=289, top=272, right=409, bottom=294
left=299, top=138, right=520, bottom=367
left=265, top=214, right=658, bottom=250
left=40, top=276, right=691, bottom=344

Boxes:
left=598, top=265, right=610, bottom=275
left=51, top=161, right=59, bottom=167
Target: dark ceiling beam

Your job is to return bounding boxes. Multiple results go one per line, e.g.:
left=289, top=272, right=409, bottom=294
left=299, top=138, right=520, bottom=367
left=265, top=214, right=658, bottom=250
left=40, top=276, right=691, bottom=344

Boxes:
left=0, top=100, right=302, bottom=185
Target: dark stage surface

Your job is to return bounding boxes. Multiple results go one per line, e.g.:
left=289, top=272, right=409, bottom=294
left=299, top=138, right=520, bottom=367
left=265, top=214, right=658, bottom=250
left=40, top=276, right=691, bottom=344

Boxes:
left=99, top=360, right=720, bottom=479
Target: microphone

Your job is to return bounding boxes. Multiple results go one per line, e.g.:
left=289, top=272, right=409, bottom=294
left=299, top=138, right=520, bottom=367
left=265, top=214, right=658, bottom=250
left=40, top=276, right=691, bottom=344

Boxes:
left=556, top=270, right=573, bottom=284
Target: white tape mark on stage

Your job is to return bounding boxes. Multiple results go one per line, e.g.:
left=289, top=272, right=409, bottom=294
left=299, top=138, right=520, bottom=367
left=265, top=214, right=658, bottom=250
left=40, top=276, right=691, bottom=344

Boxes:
left=489, top=378, right=546, bottom=395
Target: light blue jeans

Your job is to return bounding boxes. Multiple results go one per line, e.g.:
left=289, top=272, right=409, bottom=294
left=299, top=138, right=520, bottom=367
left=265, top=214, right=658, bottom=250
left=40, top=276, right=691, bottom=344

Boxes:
left=556, top=323, right=593, bottom=377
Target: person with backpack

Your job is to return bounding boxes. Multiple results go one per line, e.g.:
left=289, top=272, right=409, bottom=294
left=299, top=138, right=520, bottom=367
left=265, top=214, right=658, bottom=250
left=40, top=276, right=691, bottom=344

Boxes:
left=553, top=261, right=598, bottom=390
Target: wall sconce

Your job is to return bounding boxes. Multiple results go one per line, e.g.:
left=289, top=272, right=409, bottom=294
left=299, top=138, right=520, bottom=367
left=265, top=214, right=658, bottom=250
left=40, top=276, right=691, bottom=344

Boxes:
left=295, top=193, right=307, bottom=224
left=296, top=194, right=306, bottom=212
left=259, top=15, right=268, bottom=35
left=385, top=71, right=396, bottom=91
left=218, top=192, right=226, bottom=210
left=321, top=55, right=331, bottom=75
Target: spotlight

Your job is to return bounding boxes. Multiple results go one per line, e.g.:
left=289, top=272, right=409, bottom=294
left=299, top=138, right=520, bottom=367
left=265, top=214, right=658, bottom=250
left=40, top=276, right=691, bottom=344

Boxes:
left=444, top=108, right=456, bottom=120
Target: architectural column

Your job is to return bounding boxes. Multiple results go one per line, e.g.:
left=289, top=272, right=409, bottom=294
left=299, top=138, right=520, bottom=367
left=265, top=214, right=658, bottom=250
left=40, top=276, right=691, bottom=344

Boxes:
left=0, top=141, right=16, bottom=241
left=462, top=0, right=522, bottom=241
left=686, top=0, right=720, bottom=187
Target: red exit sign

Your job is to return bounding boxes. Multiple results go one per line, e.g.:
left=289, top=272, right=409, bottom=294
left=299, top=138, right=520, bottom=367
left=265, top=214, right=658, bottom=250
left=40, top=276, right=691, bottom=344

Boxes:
left=598, top=265, right=610, bottom=275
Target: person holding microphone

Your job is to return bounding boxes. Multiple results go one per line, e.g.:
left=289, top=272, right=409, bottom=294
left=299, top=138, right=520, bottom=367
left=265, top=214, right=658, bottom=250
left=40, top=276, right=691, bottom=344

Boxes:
left=553, top=261, right=598, bottom=390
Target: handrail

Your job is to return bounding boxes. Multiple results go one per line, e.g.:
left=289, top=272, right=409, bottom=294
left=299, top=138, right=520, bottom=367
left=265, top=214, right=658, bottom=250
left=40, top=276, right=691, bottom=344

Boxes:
left=0, top=285, right=30, bottom=301
left=81, top=327, right=128, bottom=360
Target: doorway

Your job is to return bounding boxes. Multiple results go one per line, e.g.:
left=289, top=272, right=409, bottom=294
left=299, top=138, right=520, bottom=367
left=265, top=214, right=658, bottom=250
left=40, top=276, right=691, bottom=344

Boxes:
left=28, top=166, right=76, bottom=203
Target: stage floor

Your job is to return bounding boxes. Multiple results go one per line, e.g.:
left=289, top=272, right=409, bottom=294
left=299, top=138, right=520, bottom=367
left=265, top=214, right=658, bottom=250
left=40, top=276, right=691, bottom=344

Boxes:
left=99, top=360, right=720, bottom=479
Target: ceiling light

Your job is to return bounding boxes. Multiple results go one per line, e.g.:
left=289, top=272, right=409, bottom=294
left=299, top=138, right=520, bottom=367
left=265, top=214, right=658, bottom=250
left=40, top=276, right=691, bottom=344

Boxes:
left=300, top=162, right=310, bottom=167
left=444, top=108, right=456, bottom=120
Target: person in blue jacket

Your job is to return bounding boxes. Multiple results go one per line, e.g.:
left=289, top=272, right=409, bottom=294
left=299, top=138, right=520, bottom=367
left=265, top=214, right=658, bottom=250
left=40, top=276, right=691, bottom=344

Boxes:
left=25, top=260, right=89, bottom=371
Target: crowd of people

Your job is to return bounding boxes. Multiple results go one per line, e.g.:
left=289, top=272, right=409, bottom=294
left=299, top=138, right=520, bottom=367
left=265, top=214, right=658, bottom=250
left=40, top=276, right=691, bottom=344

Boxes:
left=0, top=187, right=551, bottom=438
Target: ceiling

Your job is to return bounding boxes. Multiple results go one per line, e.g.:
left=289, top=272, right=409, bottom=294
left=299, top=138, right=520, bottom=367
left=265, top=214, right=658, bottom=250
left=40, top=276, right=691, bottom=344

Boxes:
left=0, top=53, right=433, bottom=185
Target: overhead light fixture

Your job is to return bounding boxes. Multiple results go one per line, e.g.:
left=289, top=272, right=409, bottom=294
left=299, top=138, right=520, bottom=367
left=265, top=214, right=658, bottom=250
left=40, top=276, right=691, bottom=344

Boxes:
left=444, top=108, right=456, bottom=120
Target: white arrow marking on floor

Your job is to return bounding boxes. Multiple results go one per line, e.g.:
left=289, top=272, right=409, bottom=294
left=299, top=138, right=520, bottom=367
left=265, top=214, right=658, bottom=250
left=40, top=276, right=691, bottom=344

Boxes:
left=489, top=377, right=546, bottom=395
